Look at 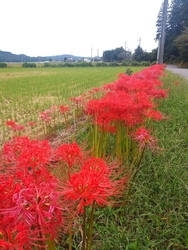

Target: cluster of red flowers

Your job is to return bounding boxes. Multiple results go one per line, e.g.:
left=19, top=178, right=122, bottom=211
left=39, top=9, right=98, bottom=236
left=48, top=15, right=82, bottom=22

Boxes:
left=55, top=142, right=83, bottom=168
left=39, top=104, right=70, bottom=123
left=133, top=127, right=158, bottom=150
left=62, top=157, right=122, bottom=213
left=6, top=120, right=25, bottom=132
left=39, top=109, right=53, bottom=123
left=84, top=64, right=167, bottom=150
left=59, top=105, right=70, bottom=114
left=0, top=136, right=62, bottom=248
left=0, top=137, right=123, bottom=248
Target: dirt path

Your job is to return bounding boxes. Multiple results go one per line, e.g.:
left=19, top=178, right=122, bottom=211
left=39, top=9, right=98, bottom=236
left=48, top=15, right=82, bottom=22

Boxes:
left=166, top=65, right=188, bottom=81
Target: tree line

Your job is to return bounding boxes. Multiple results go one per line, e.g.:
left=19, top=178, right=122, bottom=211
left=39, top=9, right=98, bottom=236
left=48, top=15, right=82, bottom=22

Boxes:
left=156, top=0, right=188, bottom=63
left=102, top=46, right=158, bottom=64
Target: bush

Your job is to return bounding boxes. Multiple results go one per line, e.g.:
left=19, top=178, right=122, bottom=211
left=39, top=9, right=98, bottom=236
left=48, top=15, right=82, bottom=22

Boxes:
left=63, top=62, right=76, bottom=67
left=108, top=62, right=119, bottom=67
left=0, top=62, right=7, bottom=68
left=140, top=61, right=150, bottom=67
left=125, top=68, right=133, bottom=76
left=179, top=62, right=188, bottom=68
left=76, top=62, right=92, bottom=67
left=43, top=63, right=51, bottom=67
left=121, top=61, right=131, bottom=66
left=22, top=62, right=36, bottom=68
left=130, top=61, right=140, bottom=66
left=95, top=62, right=108, bottom=67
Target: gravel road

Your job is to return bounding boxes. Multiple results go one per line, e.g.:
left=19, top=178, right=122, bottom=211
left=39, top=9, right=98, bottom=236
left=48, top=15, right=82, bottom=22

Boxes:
left=166, top=65, right=188, bottom=81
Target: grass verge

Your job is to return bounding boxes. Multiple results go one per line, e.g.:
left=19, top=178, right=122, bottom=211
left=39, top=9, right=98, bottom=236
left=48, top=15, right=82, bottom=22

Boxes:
left=73, top=70, right=188, bottom=250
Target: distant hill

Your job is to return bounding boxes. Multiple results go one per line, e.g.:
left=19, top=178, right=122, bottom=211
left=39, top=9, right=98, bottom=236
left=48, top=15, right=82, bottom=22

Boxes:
left=0, top=50, right=84, bottom=62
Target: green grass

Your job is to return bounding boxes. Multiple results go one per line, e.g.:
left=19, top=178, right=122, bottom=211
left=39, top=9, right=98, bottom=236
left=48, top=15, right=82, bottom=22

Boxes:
left=83, top=70, right=188, bottom=250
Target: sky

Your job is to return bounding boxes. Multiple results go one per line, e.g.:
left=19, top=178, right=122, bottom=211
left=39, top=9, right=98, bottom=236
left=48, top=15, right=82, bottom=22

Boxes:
left=1, top=0, right=168, bottom=58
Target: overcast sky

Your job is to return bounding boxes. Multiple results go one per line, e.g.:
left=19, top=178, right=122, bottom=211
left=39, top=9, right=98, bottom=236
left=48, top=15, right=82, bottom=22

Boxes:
left=1, top=0, right=168, bottom=58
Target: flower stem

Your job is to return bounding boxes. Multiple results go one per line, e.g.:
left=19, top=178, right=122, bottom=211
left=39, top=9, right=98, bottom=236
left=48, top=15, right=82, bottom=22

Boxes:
left=82, top=206, right=86, bottom=250
left=68, top=221, right=73, bottom=250
left=47, top=238, right=56, bottom=250
left=86, top=201, right=95, bottom=250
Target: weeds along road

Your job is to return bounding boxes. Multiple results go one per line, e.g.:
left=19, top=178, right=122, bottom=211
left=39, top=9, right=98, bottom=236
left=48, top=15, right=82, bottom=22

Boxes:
left=166, top=65, right=188, bottom=81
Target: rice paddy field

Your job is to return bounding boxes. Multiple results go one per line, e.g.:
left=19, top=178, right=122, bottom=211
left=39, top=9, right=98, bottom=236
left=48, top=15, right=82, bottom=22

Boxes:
left=0, top=65, right=188, bottom=249
left=0, top=66, right=141, bottom=143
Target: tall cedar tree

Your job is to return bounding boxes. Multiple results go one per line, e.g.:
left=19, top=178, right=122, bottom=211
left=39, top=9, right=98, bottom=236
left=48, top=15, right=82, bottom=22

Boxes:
left=162, top=0, right=188, bottom=62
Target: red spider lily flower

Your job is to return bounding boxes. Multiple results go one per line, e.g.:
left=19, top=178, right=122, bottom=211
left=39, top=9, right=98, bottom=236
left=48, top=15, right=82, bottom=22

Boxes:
left=51, top=105, right=58, bottom=111
left=0, top=224, right=30, bottom=250
left=88, top=87, right=103, bottom=96
left=59, top=105, right=70, bottom=114
left=81, top=157, right=128, bottom=194
left=133, top=127, right=158, bottom=150
left=14, top=182, right=62, bottom=229
left=39, top=109, right=52, bottom=122
left=174, top=81, right=179, bottom=86
left=145, top=109, right=163, bottom=121
left=0, top=175, right=22, bottom=208
left=55, top=142, right=83, bottom=168
left=91, top=87, right=101, bottom=93
left=62, top=169, right=116, bottom=213
left=12, top=124, right=25, bottom=131
left=6, top=120, right=16, bottom=127
left=6, top=120, right=25, bottom=131
left=70, top=97, right=83, bottom=104
left=27, top=121, right=35, bottom=127
left=62, top=157, right=122, bottom=213
left=81, top=158, right=109, bottom=177
left=3, top=136, right=52, bottom=175
left=0, top=181, right=62, bottom=242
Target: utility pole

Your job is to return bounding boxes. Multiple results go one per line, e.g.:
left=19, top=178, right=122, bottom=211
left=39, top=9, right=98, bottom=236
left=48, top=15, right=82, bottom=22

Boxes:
left=157, top=0, right=168, bottom=64
left=91, top=48, right=94, bottom=62
left=138, top=37, right=141, bottom=47
left=97, top=49, right=99, bottom=58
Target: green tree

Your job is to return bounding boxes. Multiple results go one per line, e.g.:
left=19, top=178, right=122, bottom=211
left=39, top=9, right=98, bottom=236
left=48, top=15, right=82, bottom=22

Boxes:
left=148, top=49, right=158, bottom=63
left=103, top=50, right=112, bottom=62
left=175, top=27, right=188, bottom=62
left=117, top=50, right=131, bottom=61
left=132, top=46, right=144, bottom=62
left=103, top=47, right=130, bottom=62
left=163, top=0, right=188, bottom=62
left=155, top=2, right=165, bottom=41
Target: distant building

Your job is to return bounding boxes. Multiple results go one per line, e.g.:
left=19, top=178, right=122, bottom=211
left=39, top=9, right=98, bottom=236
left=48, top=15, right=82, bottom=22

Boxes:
left=83, top=58, right=91, bottom=62
left=67, top=57, right=73, bottom=62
